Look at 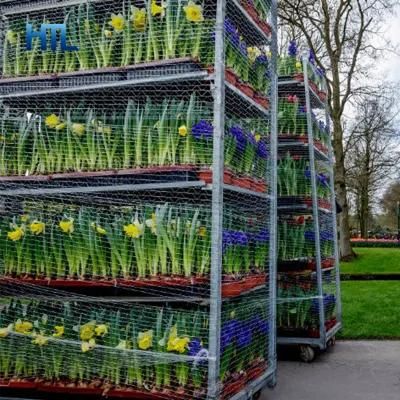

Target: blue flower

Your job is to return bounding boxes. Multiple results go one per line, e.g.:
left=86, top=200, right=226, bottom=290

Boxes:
left=231, top=231, right=248, bottom=246
left=230, top=126, right=247, bottom=152
left=288, top=40, right=297, bottom=57
left=318, top=173, right=329, bottom=187
left=239, top=41, right=248, bottom=56
left=255, top=54, right=269, bottom=65
left=252, top=316, right=269, bottom=335
left=221, top=319, right=238, bottom=351
left=320, top=231, right=333, bottom=241
left=316, top=67, right=325, bottom=77
left=304, top=231, right=315, bottom=242
left=236, top=322, right=252, bottom=349
left=257, top=141, right=268, bottom=159
left=188, top=338, right=203, bottom=356
left=304, top=167, right=311, bottom=179
left=192, top=120, right=213, bottom=140
left=224, top=18, right=237, bottom=37
left=255, top=229, right=269, bottom=242
left=309, top=49, right=315, bottom=65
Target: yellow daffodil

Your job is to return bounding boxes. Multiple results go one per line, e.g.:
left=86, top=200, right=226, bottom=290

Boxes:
left=167, top=336, right=190, bottom=353
left=97, top=125, right=112, bottom=135
left=116, top=340, right=130, bottom=350
left=254, top=133, right=261, bottom=142
left=198, top=226, right=207, bottom=237
left=6, top=30, right=18, bottom=45
left=30, top=221, right=45, bottom=235
left=104, top=29, right=113, bottom=38
left=53, top=325, right=64, bottom=337
left=55, top=122, right=66, bottom=131
left=32, top=333, right=48, bottom=346
left=95, top=324, right=108, bottom=337
left=131, top=7, right=146, bottom=31
left=80, top=322, right=95, bottom=341
left=178, top=125, right=188, bottom=137
left=166, top=325, right=189, bottom=353
left=295, top=61, right=302, bottom=70
left=45, top=114, right=61, bottom=129
left=0, top=324, right=13, bottom=338
left=109, top=13, right=125, bottom=32
left=91, top=223, right=106, bottom=235
left=138, top=330, right=153, bottom=350
left=72, top=123, right=85, bottom=136
left=20, top=214, right=30, bottom=222
left=183, top=1, right=204, bottom=22
left=145, top=213, right=157, bottom=235
left=81, top=338, right=96, bottom=353
left=59, top=219, right=74, bottom=234
left=248, top=46, right=261, bottom=62
left=151, top=0, right=166, bottom=17
left=7, top=226, right=24, bottom=241
left=124, top=219, right=144, bottom=238
left=15, top=320, right=33, bottom=335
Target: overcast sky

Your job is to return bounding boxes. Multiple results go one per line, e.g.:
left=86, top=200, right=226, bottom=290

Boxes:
left=377, top=14, right=400, bottom=83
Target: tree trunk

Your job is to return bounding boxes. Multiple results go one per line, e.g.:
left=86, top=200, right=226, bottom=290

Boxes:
left=332, top=118, right=354, bottom=259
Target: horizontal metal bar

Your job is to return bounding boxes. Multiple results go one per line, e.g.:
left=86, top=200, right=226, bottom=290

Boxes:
left=2, top=295, right=209, bottom=304
left=277, top=295, right=321, bottom=303
left=0, top=180, right=207, bottom=196
left=204, top=183, right=272, bottom=199
left=277, top=336, right=323, bottom=346
left=0, top=71, right=210, bottom=99
left=2, top=0, right=105, bottom=16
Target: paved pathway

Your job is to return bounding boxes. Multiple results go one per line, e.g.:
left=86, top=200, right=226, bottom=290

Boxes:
left=262, top=341, right=400, bottom=400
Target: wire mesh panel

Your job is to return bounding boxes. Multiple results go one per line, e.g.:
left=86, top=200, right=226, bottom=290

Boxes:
left=276, top=47, right=341, bottom=351
left=0, top=0, right=277, bottom=398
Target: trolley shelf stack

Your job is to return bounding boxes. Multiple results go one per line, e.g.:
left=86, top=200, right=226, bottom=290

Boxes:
left=276, top=54, right=341, bottom=362
left=0, top=0, right=277, bottom=398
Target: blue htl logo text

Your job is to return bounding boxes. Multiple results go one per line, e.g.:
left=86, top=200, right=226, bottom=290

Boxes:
left=26, top=23, right=78, bottom=51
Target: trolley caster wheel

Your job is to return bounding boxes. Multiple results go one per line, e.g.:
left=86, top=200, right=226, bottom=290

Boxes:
left=267, top=374, right=277, bottom=389
left=327, top=335, right=336, bottom=347
left=299, top=345, right=316, bottom=363
left=252, top=390, right=262, bottom=399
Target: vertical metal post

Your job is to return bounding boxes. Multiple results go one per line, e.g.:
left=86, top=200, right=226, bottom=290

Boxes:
left=207, top=0, right=225, bottom=398
left=302, top=56, right=326, bottom=348
left=325, top=96, right=342, bottom=327
left=268, top=0, right=278, bottom=383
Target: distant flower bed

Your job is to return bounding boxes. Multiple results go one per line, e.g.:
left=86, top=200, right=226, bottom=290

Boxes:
left=351, top=239, right=400, bottom=248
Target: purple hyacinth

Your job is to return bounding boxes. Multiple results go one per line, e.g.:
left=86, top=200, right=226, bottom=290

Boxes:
left=255, top=229, right=269, bottom=242
left=230, top=126, right=247, bottom=152
left=221, top=319, right=238, bottom=351
left=224, top=18, right=236, bottom=37
left=299, top=106, right=307, bottom=114
left=239, top=40, right=248, bottom=56
left=232, top=231, right=248, bottom=246
left=304, top=230, right=315, bottom=242
left=320, top=231, right=334, bottom=241
left=188, top=338, right=203, bottom=356
left=309, top=49, right=315, bottom=65
left=252, top=316, right=269, bottom=335
left=236, top=322, right=252, bottom=349
left=255, top=54, right=269, bottom=65
left=288, top=40, right=297, bottom=57
left=318, top=173, right=329, bottom=187
left=304, top=166, right=311, bottom=179
left=316, top=67, right=325, bottom=77
left=257, top=141, right=268, bottom=159
left=192, top=120, right=213, bottom=140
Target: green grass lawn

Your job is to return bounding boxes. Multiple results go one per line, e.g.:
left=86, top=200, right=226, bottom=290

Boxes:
left=340, top=247, right=400, bottom=274
left=339, top=281, right=400, bottom=339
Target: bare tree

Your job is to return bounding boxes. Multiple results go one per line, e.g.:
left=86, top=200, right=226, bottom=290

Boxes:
left=279, top=0, right=396, bottom=259
left=380, top=182, right=400, bottom=231
left=345, top=87, right=400, bottom=237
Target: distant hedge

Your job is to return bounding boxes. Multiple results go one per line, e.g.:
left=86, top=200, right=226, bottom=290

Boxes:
left=351, top=240, right=400, bottom=248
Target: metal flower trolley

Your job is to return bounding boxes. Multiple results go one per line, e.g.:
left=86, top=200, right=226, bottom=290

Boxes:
left=0, top=0, right=277, bottom=398
left=276, top=53, right=341, bottom=362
